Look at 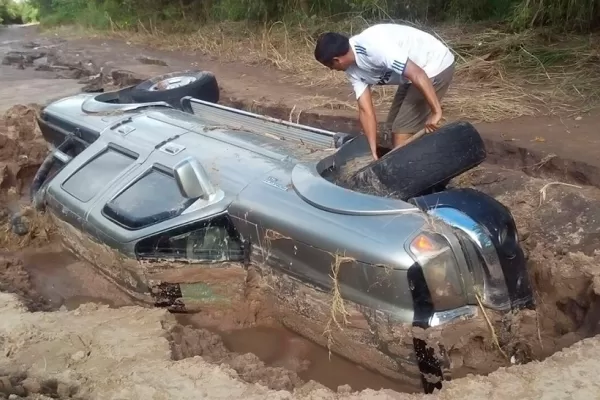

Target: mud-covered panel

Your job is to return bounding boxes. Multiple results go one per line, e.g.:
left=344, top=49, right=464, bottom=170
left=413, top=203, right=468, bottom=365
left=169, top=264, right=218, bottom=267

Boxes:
left=256, top=226, right=415, bottom=318
left=256, top=264, right=423, bottom=387
left=146, top=262, right=248, bottom=310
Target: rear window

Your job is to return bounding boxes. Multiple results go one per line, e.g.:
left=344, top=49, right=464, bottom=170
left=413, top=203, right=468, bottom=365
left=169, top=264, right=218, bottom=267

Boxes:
left=62, top=147, right=137, bottom=202
left=102, top=166, right=195, bottom=230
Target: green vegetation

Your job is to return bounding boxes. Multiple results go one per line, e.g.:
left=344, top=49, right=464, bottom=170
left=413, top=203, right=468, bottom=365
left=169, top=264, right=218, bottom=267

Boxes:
left=0, top=0, right=38, bottom=24
left=28, top=0, right=600, bottom=32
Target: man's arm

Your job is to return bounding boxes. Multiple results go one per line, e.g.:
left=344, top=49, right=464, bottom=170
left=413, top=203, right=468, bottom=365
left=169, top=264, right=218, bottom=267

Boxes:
left=357, top=88, right=379, bottom=160
left=371, top=44, right=443, bottom=132
left=402, top=59, right=442, bottom=132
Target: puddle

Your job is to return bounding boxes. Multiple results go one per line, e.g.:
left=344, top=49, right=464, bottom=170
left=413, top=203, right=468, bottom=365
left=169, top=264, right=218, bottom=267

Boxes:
left=223, top=325, right=419, bottom=393
left=21, top=248, right=137, bottom=310
left=176, top=315, right=419, bottom=393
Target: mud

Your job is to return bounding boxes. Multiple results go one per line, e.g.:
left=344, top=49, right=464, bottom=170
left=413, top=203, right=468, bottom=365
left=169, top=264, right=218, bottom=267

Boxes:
left=448, top=166, right=600, bottom=357
left=167, top=322, right=309, bottom=391
left=332, top=155, right=373, bottom=186
left=1, top=96, right=599, bottom=398
left=1, top=103, right=598, bottom=396
left=0, top=255, right=51, bottom=312
left=219, top=325, right=416, bottom=393
left=2, top=25, right=600, bottom=399
left=0, top=105, right=47, bottom=196
left=2, top=44, right=99, bottom=80
left=0, top=371, right=81, bottom=399
left=2, top=288, right=600, bottom=399
left=0, top=103, right=411, bottom=395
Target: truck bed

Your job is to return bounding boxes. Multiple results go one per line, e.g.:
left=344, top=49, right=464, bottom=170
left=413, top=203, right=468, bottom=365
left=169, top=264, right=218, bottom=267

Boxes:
left=180, top=96, right=341, bottom=163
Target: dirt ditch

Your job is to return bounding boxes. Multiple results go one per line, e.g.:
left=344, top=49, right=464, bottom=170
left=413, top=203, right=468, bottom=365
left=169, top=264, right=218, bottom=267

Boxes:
left=205, top=101, right=600, bottom=387
left=1, top=48, right=600, bottom=395
left=1, top=101, right=599, bottom=397
left=0, top=104, right=419, bottom=394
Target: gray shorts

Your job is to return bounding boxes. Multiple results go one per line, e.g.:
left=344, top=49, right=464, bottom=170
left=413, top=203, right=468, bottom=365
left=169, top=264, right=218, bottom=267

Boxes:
left=384, top=63, right=455, bottom=135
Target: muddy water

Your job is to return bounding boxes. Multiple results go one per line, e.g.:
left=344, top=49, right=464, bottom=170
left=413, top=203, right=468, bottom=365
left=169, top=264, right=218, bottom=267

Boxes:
left=21, top=248, right=138, bottom=310
left=223, top=327, right=419, bottom=393
left=178, top=315, right=419, bottom=393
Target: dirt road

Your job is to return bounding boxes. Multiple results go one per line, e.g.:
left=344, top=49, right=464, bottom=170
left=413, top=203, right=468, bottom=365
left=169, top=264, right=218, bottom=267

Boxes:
left=0, top=25, right=84, bottom=113
left=1, top=23, right=600, bottom=400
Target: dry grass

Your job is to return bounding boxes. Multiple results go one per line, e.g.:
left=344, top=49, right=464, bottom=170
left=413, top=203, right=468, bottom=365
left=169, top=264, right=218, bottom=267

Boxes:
left=53, top=17, right=600, bottom=123
left=475, top=293, right=510, bottom=360
left=261, top=228, right=292, bottom=262
left=538, top=181, right=583, bottom=206
left=323, top=251, right=355, bottom=357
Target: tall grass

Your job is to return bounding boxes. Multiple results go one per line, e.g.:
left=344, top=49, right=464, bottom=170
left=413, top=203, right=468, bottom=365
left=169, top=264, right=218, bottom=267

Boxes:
left=28, top=0, right=600, bottom=32
left=510, top=0, right=599, bottom=31
left=0, top=0, right=38, bottom=24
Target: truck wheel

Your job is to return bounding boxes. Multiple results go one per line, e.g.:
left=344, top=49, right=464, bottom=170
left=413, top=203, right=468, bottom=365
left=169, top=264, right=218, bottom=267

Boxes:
left=343, top=121, right=486, bottom=200
left=128, top=70, right=219, bottom=109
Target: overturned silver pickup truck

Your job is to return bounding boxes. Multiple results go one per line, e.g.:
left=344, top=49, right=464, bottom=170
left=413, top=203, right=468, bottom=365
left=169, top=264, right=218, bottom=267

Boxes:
left=32, top=70, right=534, bottom=393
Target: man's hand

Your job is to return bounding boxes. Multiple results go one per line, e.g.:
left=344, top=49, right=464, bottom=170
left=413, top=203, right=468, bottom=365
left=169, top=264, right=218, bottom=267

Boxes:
left=425, top=111, right=443, bottom=133
left=404, top=59, right=444, bottom=133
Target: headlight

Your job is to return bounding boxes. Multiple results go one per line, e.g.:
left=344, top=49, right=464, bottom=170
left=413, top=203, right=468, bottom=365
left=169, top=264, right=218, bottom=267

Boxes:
left=409, top=232, right=466, bottom=311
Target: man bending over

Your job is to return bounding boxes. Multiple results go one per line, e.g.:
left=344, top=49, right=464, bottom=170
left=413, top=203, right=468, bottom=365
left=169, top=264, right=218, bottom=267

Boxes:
left=314, top=23, right=455, bottom=160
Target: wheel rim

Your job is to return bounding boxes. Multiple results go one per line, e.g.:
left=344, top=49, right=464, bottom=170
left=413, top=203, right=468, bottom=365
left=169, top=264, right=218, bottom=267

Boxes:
left=149, top=75, right=197, bottom=91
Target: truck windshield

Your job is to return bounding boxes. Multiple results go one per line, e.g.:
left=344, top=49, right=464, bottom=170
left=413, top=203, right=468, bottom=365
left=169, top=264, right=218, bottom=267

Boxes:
left=103, top=166, right=195, bottom=229
left=62, top=147, right=137, bottom=202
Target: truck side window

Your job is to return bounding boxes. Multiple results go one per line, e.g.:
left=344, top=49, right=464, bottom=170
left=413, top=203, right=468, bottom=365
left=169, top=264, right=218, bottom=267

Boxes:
left=135, top=215, right=245, bottom=262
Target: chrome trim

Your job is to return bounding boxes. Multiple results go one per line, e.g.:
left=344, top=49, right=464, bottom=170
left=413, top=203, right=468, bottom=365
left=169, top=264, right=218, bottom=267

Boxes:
left=150, top=76, right=197, bottom=91
left=81, top=92, right=173, bottom=115
left=53, top=149, right=72, bottom=164
left=430, top=207, right=511, bottom=311
left=429, top=305, right=478, bottom=327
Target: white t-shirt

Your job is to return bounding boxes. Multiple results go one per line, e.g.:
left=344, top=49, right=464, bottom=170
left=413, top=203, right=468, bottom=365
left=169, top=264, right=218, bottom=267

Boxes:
left=346, top=23, right=455, bottom=99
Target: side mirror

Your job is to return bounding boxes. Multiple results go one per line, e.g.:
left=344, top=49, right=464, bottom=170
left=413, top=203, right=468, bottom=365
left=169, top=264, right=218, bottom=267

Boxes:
left=173, top=157, right=216, bottom=199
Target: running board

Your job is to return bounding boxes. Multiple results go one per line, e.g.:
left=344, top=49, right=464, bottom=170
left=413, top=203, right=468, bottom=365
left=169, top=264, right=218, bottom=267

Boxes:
left=180, top=96, right=339, bottom=149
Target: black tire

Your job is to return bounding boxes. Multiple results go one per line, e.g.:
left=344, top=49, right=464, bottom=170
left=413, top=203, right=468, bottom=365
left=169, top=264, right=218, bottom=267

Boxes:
left=128, top=70, right=219, bottom=109
left=343, top=121, right=486, bottom=200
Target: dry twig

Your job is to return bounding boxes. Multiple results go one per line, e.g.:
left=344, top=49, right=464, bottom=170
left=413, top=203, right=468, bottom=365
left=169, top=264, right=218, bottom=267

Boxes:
left=475, top=293, right=509, bottom=360
left=539, top=182, right=583, bottom=206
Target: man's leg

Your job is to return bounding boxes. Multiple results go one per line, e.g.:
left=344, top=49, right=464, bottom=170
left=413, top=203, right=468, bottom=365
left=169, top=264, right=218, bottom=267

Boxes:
left=383, top=83, right=409, bottom=146
left=391, top=64, right=455, bottom=148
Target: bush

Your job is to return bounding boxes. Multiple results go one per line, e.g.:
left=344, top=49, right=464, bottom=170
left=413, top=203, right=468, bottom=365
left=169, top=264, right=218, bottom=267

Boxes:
left=27, top=0, right=600, bottom=32
left=0, top=0, right=39, bottom=24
